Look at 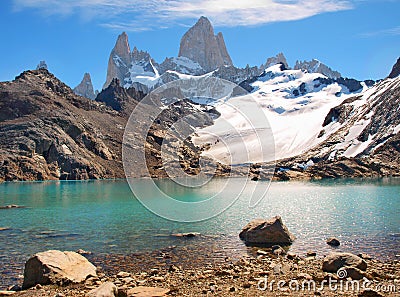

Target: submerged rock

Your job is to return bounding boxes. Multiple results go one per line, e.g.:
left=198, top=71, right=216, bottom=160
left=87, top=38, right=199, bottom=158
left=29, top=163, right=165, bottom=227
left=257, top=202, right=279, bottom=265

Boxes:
left=171, top=232, right=200, bottom=238
left=326, top=237, right=340, bottom=246
left=22, top=250, right=97, bottom=289
left=239, top=216, right=295, bottom=245
left=322, top=252, right=367, bottom=273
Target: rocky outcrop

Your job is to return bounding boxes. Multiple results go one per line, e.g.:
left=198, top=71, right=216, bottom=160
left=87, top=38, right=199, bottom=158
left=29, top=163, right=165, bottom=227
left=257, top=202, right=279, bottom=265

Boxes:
left=95, top=78, right=135, bottom=112
left=294, top=59, right=341, bottom=79
left=388, top=57, right=400, bottom=78
left=104, top=33, right=159, bottom=89
left=263, top=53, right=289, bottom=70
left=74, top=73, right=96, bottom=100
left=0, top=68, right=222, bottom=181
left=322, top=252, right=367, bottom=273
left=22, top=250, right=97, bottom=289
left=178, top=16, right=233, bottom=72
left=36, top=61, right=48, bottom=70
left=0, top=69, right=125, bottom=181
left=104, top=32, right=131, bottom=89
left=239, top=216, right=295, bottom=245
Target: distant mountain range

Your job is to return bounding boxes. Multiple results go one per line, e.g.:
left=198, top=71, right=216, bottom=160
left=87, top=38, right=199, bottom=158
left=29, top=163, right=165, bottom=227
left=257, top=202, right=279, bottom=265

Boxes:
left=0, top=16, right=399, bottom=181
left=74, top=16, right=365, bottom=97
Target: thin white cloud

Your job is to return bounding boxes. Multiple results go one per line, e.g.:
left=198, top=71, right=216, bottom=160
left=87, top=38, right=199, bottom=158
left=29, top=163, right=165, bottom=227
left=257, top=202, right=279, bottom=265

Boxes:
left=13, top=0, right=354, bottom=31
left=360, top=26, right=400, bottom=38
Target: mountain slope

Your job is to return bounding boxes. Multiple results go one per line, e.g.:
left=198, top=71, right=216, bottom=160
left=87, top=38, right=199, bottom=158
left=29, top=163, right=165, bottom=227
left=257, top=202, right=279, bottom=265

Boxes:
left=0, top=69, right=221, bottom=181
left=193, top=64, right=369, bottom=163
left=275, top=75, right=400, bottom=179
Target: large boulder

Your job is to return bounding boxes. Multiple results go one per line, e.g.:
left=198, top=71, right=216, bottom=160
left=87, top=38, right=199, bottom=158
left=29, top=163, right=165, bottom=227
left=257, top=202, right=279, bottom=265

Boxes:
left=322, top=252, right=367, bottom=273
left=239, top=216, right=295, bottom=245
left=22, top=250, right=97, bottom=289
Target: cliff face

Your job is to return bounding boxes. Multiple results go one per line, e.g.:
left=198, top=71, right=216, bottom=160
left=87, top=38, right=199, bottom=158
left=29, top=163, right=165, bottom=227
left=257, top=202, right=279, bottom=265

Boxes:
left=104, top=32, right=131, bottom=89
left=73, top=73, right=96, bottom=100
left=388, top=57, right=400, bottom=78
left=0, top=69, right=127, bottom=181
left=0, top=69, right=221, bottom=181
left=178, top=16, right=233, bottom=72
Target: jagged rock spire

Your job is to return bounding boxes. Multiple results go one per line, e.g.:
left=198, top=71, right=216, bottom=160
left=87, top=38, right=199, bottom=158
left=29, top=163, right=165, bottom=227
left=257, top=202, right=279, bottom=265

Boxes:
left=178, top=16, right=233, bottom=72
left=73, top=73, right=96, bottom=100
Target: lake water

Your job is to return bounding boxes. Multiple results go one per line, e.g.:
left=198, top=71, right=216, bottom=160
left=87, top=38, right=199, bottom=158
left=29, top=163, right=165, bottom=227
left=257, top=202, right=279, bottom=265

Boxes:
left=0, top=178, right=399, bottom=286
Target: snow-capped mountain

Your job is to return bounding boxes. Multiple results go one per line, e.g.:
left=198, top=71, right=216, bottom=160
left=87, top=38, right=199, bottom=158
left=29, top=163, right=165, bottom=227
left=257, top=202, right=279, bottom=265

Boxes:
left=191, top=58, right=400, bottom=181
left=104, top=32, right=160, bottom=90
left=103, top=17, right=355, bottom=94
left=192, top=64, right=370, bottom=163
left=294, top=59, right=341, bottom=79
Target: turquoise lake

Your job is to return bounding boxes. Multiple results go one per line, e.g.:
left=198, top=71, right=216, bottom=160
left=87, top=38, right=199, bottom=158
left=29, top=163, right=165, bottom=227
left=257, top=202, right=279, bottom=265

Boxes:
left=0, top=178, right=399, bottom=284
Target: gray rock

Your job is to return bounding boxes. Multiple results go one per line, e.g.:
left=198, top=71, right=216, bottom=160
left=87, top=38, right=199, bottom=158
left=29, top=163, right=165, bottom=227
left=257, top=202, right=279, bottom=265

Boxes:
left=86, top=282, right=118, bottom=297
left=73, top=73, right=96, bottom=100
left=239, top=216, right=295, bottom=245
left=326, top=237, right=340, bottom=246
left=341, top=266, right=367, bottom=280
left=22, top=250, right=97, bottom=289
left=178, top=16, right=233, bottom=72
left=322, top=252, right=367, bottom=273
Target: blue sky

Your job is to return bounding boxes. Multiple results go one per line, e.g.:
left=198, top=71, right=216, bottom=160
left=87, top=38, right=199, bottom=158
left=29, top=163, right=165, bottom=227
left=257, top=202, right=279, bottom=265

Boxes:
left=0, top=0, right=399, bottom=91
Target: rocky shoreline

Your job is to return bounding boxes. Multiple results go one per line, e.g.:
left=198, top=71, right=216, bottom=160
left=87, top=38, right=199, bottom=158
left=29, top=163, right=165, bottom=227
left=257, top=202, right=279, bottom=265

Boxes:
left=1, top=217, right=399, bottom=296
left=2, top=246, right=399, bottom=297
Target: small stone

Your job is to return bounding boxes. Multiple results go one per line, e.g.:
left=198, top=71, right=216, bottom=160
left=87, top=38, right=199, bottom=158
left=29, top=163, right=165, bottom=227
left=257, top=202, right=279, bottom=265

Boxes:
left=86, top=282, right=118, bottom=297
left=273, top=246, right=286, bottom=256
left=168, top=265, right=179, bottom=272
left=6, top=286, right=20, bottom=292
left=76, top=249, right=92, bottom=255
left=127, top=286, right=169, bottom=297
left=0, top=291, right=16, bottom=296
left=256, top=250, right=268, bottom=256
left=322, top=252, right=367, bottom=273
left=342, top=266, right=366, bottom=280
left=358, top=253, right=372, bottom=260
left=297, top=273, right=312, bottom=280
left=242, top=283, right=251, bottom=289
left=151, top=276, right=164, bottom=282
left=229, top=287, right=236, bottom=292
left=326, top=237, right=340, bottom=246
left=358, top=289, right=384, bottom=297
left=117, top=272, right=130, bottom=278
left=286, top=252, right=297, bottom=260
left=35, top=284, right=42, bottom=289
left=306, top=251, right=317, bottom=257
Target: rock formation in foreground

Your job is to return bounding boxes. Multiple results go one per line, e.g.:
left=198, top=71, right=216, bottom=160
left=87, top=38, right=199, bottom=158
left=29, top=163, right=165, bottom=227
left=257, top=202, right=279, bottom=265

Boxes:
left=23, top=250, right=97, bottom=289
left=73, top=72, right=96, bottom=100
left=178, top=16, right=233, bottom=72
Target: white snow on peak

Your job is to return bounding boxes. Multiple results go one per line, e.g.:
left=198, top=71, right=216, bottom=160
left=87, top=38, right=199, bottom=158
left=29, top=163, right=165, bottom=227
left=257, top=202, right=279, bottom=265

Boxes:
left=193, top=66, right=363, bottom=164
